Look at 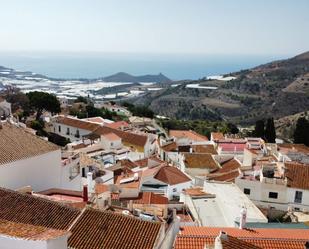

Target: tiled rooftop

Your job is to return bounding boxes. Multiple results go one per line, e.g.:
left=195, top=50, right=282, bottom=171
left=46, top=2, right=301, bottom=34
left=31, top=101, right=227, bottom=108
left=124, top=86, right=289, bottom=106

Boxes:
left=154, top=166, right=191, bottom=185
left=68, top=208, right=161, bottom=249
left=175, top=227, right=309, bottom=249
left=184, top=153, right=218, bottom=170
left=133, top=192, right=168, bottom=204
left=0, top=122, right=59, bottom=165
left=0, top=188, right=81, bottom=230
left=285, top=161, right=309, bottom=190
left=169, top=130, right=208, bottom=142
left=0, top=219, right=69, bottom=241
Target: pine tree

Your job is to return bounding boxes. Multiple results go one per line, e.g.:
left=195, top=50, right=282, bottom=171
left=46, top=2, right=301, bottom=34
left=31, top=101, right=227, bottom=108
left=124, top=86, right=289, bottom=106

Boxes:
left=265, top=118, right=276, bottom=143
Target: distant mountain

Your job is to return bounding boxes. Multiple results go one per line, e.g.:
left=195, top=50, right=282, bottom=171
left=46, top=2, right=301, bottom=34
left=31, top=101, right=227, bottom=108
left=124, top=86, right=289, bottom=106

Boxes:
left=102, top=72, right=171, bottom=83
left=132, top=51, right=309, bottom=124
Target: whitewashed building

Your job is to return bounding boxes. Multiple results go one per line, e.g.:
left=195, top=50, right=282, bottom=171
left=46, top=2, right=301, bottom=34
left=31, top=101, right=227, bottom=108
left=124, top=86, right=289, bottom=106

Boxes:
left=0, top=122, right=81, bottom=191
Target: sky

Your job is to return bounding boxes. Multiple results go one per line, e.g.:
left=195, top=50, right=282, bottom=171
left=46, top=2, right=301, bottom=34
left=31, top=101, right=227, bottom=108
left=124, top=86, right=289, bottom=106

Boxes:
left=0, top=0, right=308, bottom=56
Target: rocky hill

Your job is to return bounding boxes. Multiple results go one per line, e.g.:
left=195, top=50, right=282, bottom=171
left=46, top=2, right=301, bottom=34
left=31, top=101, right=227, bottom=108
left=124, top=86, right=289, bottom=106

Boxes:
left=132, top=51, right=309, bottom=124
left=101, top=72, right=171, bottom=83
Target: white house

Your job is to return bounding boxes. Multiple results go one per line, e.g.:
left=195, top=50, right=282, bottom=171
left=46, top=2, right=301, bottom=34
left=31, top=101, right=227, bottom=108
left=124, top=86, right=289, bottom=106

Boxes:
left=180, top=181, right=268, bottom=227
left=236, top=161, right=309, bottom=212
left=141, top=165, right=192, bottom=200
left=52, top=116, right=157, bottom=157
left=100, top=133, right=122, bottom=150
left=0, top=121, right=81, bottom=191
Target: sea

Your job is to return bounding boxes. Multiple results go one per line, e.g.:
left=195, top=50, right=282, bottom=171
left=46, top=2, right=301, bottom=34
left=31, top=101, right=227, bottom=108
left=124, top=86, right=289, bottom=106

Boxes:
left=0, top=51, right=289, bottom=80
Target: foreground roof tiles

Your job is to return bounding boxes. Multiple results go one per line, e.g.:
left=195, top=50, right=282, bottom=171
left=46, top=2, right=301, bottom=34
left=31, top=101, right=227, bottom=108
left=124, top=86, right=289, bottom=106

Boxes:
left=175, top=227, right=309, bottom=249
left=0, top=123, right=59, bottom=165
left=0, top=188, right=81, bottom=230
left=68, top=208, right=161, bottom=249
left=0, top=219, right=69, bottom=241
left=0, top=188, right=162, bottom=249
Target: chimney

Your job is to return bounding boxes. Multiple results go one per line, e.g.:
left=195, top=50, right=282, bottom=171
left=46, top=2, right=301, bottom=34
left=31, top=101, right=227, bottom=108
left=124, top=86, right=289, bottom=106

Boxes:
left=129, top=200, right=133, bottom=212
left=239, top=207, right=247, bottom=229
left=83, top=185, right=88, bottom=202
left=87, top=172, right=93, bottom=194
left=214, top=231, right=228, bottom=249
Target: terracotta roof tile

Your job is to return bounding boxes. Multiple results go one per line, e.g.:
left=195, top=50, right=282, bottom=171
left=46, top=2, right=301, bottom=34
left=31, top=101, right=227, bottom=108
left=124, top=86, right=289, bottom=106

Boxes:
left=0, top=188, right=81, bottom=230
left=106, top=121, right=130, bottom=130
left=184, top=153, right=219, bottom=170
left=192, top=145, right=217, bottom=154
left=161, top=142, right=178, bottom=152
left=68, top=208, right=161, bottom=249
left=278, top=144, right=309, bottom=154
left=211, top=132, right=225, bottom=141
left=102, top=132, right=121, bottom=141
left=133, top=192, right=168, bottom=204
left=154, top=166, right=191, bottom=185
left=285, top=161, right=309, bottom=190
left=94, top=126, right=148, bottom=147
left=0, top=123, right=59, bottom=165
left=169, top=130, right=208, bottom=142
left=175, top=227, right=309, bottom=249
left=0, top=219, right=69, bottom=241
left=57, top=116, right=100, bottom=131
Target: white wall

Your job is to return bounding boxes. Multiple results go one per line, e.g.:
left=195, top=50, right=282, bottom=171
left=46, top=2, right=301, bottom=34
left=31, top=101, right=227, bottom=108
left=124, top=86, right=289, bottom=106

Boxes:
left=236, top=178, right=309, bottom=211
left=166, top=181, right=192, bottom=199
left=52, top=122, right=90, bottom=142
left=0, top=235, right=68, bottom=249
left=0, top=150, right=62, bottom=191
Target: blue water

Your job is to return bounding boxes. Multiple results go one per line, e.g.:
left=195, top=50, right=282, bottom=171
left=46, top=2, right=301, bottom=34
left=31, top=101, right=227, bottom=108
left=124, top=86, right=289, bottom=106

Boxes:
left=0, top=51, right=289, bottom=80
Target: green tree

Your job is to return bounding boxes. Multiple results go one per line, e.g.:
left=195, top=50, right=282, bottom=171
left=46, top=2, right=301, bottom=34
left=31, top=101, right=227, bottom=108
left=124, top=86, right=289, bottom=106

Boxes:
left=27, top=91, right=61, bottom=120
left=265, top=118, right=276, bottom=143
left=254, top=119, right=265, bottom=138
left=294, top=117, right=309, bottom=146
left=74, top=96, right=88, bottom=104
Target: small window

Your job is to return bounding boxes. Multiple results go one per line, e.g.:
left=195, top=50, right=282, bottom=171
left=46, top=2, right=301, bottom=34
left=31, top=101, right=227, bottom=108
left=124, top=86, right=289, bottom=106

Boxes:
left=173, top=188, right=177, bottom=192
left=269, top=192, right=278, bottom=199
left=244, top=188, right=251, bottom=195
left=58, top=125, right=61, bottom=132
left=66, top=127, right=70, bottom=135
left=111, top=142, right=114, bottom=146
left=294, top=191, right=303, bottom=204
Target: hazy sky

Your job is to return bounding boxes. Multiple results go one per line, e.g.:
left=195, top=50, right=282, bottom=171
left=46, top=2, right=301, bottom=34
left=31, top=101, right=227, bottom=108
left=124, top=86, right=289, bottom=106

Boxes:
left=0, top=0, right=308, bottom=55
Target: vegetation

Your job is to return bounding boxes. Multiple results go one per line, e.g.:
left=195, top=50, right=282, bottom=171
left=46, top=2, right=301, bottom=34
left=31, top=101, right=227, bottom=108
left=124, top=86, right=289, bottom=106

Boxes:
left=158, top=119, right=239, bottom=138
left=122, top=102, right=154, bottom=118
left=253, top=118, right=276, bottom=142
left=293, top=117, right=309, bottom=146
left=27, top=91, right=61, bottom=120
left=74, top=96, right=88, bottom=104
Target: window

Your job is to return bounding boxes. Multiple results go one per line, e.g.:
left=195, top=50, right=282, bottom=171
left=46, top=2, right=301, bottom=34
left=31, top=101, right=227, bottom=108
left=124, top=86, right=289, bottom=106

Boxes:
left=244, top=188, right=251, bottom=195
left=173, top=188, right=177, bottom=192
left=294, top=191, right=303, bottom=204
left=268, top=192, right=278, bottom=199
left=66, top=127, right=70, bottom=135
left=111, top=142, right=114, bottom=146
left=58, top=125, right=61, bottom=132
left=75, top=129, right=80, bottom=138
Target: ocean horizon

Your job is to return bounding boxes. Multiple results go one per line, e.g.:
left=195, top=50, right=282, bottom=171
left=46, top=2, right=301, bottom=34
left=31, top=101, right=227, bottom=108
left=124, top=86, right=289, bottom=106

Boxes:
left=0, top=51, right=290, bottom=81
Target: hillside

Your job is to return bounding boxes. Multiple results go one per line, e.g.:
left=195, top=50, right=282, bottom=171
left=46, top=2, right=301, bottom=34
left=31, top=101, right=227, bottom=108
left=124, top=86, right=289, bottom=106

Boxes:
left=132, top=51, right=309, bottom=124
left=101, top=72, right=171, bottom=83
